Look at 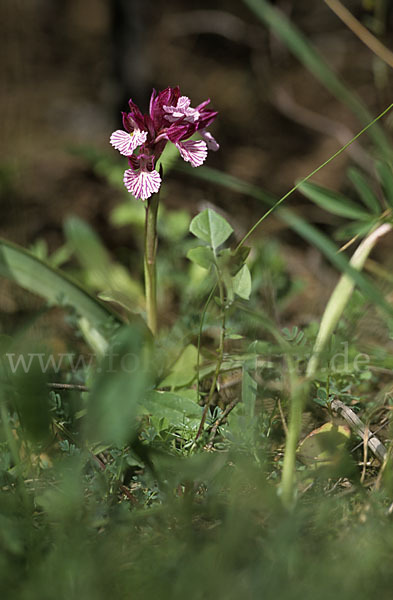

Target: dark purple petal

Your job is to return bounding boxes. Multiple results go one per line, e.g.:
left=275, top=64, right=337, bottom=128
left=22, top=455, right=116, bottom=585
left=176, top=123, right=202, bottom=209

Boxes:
left=195, top=99, right=211, bottom=112
left=150, top=86, right=181, bottom=130
left=197, top=110, right=218, bottom=130
left=166, top=121, right=198, bottom=143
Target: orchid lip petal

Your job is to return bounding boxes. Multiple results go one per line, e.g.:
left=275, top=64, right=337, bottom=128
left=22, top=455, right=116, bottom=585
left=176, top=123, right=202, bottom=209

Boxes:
left=123, top=168, right=161, bottom=200
left=176, top=139, right=208, bottom=168
left=110, top=129, right=148, bottom=156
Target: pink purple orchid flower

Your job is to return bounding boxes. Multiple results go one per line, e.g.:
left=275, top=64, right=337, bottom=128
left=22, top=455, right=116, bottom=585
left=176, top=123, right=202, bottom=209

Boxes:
left=110, top=86, right=219, bottom=200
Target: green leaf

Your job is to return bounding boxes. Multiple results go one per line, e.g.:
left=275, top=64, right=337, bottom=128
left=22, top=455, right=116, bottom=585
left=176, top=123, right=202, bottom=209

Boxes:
left=0, top=238, right=120, bottom=334
left=217, top=247, right=250, bottom=276
left=298, top=181, right=371, bottom=220
left=160, top=344, right=199, bottom=388
left=347, top=167, right=381, bottom=214
left=98, top=290, right=141, bottom=315
left=184, top=166, right=393, bottom=319
left=189, top=209, right=233, bottom=250
left=187, top=246, right=215, bottom=270
left=233, top=265, right=252, bottom=300
left=139, top=390, right=202, bottom=429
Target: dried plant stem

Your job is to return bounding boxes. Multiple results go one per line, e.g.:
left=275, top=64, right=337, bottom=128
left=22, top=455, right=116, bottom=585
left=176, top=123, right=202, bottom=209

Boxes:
left=205, top=397, right=240, bottom=450
left=331, top=399, right=387, bottom=463
left=144, top=193, right=159, bottom=336
left=325, top=0, right=393, bottom=70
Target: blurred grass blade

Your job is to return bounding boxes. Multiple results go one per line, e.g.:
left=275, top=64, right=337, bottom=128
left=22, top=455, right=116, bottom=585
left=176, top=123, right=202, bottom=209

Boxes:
left=376, top=160, right=393, bottom=208
left=298, top=181, right=372, bottom=220
left=64, top=216, right=144, bottom=305
left=347, top=167, right=381, bottom=214
left=242, top=356, right=257, bottom=419
left=242, top=0, right=391, bottom=156
left=0, top=238, right=121, bottom=332
left=281, top=211, right=393, bottom=317
left=306, top=222, right=392, bottom=377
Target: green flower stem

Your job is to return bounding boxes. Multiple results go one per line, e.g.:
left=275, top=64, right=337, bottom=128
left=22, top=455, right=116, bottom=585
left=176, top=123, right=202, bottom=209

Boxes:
left=280, top=223, right=392, bottom=510
left=144, top=192, right=160, bottom=336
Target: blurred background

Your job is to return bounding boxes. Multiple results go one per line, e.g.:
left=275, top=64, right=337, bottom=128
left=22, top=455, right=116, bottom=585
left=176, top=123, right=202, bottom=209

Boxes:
left=1, top=0, right=393, bottom=329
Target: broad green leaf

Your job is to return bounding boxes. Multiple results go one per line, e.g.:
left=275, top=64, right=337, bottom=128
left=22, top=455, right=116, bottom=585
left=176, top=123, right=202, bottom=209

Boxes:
left=347, top=167, right=381, bottom=214
left=139, top=390, right=202, bottom=429
left=160, top=344, right=199, bottom=388
left=233, top=264, right=252, bottom=300
left=298, top=181, right=371, bottom=220
left=376, top=160, right=393, bottom=208
left=0, top=238, right=120, bottom=333
left=189, top=208, right=233, bottom=250
left=187, top=246, right=215, bottom=270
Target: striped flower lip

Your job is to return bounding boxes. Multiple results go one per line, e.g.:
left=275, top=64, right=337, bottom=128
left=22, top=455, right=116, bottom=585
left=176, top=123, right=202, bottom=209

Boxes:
left=109, top=87, right=219, bottom=200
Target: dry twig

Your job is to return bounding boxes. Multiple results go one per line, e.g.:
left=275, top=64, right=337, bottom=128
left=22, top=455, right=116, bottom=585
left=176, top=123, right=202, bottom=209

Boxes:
left=331, top=398, right=387, bottom=463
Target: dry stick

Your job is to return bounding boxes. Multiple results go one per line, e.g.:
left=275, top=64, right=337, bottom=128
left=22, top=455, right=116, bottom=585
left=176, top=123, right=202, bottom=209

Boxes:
left=278, top=398, right=288, bottom=437
left=205, top=398, right=240, bottom=450
left=331, top=399, right=387, bottom=463
left=361, top=425, right=370, bottom=484
left=325, top=0, right=393, bottom=70
left=47, top=383, right=89, bottom=392
left=351, top=418, right=389, bottom=453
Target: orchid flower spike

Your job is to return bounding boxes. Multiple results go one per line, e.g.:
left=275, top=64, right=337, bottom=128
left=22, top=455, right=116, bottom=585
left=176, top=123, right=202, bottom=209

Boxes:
left=110, top=87, right=219, bottom=200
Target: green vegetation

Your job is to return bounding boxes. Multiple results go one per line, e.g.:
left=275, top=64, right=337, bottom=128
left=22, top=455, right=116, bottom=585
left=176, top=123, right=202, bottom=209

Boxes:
left=2, top=2, right=393, bottom=598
